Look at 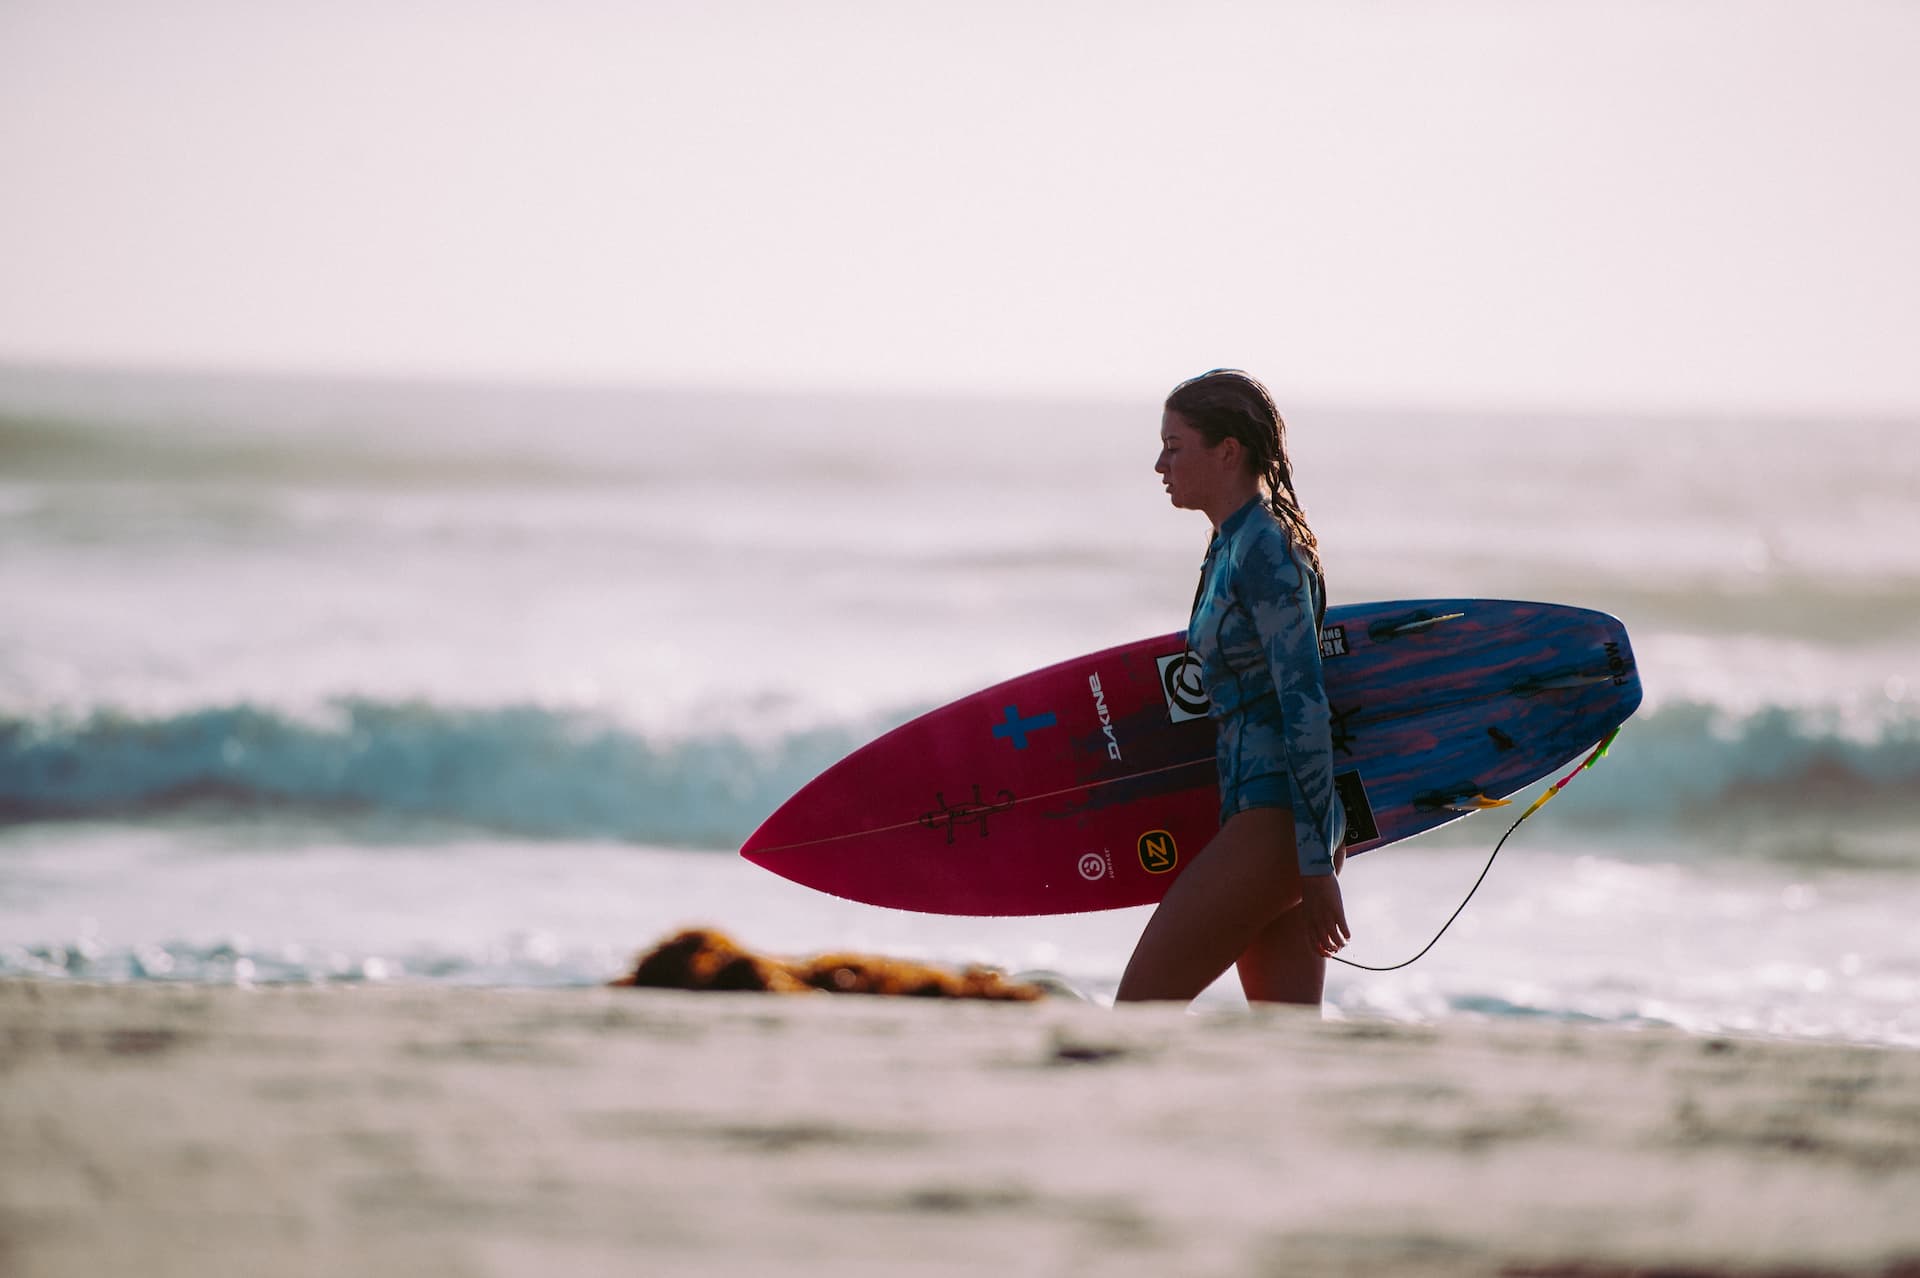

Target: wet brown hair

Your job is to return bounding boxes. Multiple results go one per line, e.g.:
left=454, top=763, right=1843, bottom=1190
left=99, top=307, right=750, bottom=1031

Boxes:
left=1165, top=368, right=1326, bottom=627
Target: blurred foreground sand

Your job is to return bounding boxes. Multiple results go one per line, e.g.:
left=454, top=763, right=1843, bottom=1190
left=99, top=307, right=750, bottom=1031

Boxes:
left=4, top=981, right=1919, bottom=1278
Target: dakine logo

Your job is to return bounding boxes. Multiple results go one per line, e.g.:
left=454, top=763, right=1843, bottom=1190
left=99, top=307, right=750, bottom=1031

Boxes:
left=1088, top=673, right=1123, bottom=761
left=1155, top=651, right=1210, bottom=723
left=1320, top=625, right=1349, bottom=659
left=1078, top=852, right=1110, bottom=881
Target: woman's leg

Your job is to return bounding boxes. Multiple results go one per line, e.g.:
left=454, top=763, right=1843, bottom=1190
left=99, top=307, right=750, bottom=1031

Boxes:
left=1115, top=808, right=1302, bottom=1003
left=1235, top=906, right=1325, bottom=1005
left=1236, top=839, right=1345, bottom=1005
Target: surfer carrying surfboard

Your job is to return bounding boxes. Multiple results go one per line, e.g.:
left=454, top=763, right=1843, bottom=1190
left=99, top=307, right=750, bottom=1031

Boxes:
left=1117, top=370, right=1350, bottom=1006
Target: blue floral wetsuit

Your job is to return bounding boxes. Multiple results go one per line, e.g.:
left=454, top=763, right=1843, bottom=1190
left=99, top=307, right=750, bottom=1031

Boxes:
left=1187, top=496, right=1345, bottom=878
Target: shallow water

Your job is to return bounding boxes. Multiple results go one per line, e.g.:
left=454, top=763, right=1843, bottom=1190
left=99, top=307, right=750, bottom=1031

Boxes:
left=4, top=365, right=1917, bottom=1044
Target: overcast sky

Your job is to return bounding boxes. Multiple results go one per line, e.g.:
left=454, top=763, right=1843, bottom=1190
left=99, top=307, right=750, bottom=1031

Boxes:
left=2, top=1, right=1916, bottom=414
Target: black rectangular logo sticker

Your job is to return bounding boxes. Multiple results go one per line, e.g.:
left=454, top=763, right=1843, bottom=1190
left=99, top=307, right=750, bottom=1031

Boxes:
left=1320, top=625, right=1349, bottom=659
left=1335, top=769, right=1378, bottom=846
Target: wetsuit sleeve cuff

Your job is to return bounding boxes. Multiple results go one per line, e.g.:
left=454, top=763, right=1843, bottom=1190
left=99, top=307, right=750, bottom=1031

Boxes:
left=1296, top=831, right=1336, bottom=877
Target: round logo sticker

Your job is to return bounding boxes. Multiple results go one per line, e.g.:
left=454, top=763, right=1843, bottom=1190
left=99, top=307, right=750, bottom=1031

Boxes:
left=1136, top=829, right=1178, bottom=875
left=1156, top=651, right=1209, bottom=722
left=1077, top=852, right=1108, bottom=881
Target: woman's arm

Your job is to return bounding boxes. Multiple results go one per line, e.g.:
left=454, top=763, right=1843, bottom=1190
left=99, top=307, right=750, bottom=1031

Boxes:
left=1237, top=531, right=1341, bottom=879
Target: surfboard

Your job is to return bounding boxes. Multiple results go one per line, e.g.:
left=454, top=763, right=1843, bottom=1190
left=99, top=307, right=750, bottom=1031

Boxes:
left=742, top=599, right=1642, bottom=916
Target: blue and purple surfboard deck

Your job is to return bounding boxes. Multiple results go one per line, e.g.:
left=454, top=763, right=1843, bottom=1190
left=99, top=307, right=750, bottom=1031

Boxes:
left=743, top=599, right=1643, bottom=916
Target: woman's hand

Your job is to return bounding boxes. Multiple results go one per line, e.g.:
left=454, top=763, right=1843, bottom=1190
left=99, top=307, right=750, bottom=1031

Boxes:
left=1300, top=872, right=1350, bottom=958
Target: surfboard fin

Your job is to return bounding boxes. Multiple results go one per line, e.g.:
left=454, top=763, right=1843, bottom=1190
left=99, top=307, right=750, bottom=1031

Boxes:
left=1369, top=610, right=1466, bottom=641
left=1414, top=785, right=1513, bottom=813
left=1512, top=671, right=1615, bottom=695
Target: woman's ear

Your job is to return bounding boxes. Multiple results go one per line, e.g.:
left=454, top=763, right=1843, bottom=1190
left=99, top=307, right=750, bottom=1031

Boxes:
left=1216, top=434, right=1242, bottom=472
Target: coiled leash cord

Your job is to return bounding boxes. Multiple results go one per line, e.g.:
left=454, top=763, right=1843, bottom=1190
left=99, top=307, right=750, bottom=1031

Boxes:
left=1329, top=726, right=1622, bottom=972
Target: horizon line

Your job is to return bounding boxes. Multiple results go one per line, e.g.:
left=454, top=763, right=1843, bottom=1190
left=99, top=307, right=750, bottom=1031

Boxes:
left=2, top=353, right=1916, bottom=428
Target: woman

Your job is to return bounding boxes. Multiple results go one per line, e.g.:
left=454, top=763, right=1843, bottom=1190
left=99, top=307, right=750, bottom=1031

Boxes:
left=1116, top=369, right=1348, bottom=1006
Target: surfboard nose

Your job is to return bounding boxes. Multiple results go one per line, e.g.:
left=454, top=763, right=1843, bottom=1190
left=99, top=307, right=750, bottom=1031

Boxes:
left=739, top=799, right=807, bottom=863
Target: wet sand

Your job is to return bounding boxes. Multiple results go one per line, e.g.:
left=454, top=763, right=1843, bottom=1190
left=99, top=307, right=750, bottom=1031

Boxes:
left=4, top=980, right=1919, bottom=1278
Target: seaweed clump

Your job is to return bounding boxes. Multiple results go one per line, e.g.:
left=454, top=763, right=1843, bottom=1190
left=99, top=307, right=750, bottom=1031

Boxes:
left=612, top=928, right=1043, bottom=1001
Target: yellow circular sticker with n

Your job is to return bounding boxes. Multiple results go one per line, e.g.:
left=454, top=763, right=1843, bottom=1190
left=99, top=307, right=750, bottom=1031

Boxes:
left=1136, top=829, right=1178, bottom=875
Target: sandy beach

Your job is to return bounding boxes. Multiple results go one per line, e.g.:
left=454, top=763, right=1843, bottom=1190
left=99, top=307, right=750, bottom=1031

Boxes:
left=4, top=981, right=1919, bottom=1278
left=7, top=5, right=1920, bottom=1275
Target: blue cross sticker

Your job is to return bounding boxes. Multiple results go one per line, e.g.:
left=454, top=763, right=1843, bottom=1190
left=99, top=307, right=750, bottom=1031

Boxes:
left=991, top=704, right=1057, bottom=750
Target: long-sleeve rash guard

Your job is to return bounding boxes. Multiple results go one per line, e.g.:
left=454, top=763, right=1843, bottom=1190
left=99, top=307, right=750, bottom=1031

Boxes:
left=1187, top=496, right=1345, bottom=877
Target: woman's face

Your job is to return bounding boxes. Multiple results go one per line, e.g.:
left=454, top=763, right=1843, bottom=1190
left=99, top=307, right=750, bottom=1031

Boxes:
left=1156, top=409, right=1236, bottom=511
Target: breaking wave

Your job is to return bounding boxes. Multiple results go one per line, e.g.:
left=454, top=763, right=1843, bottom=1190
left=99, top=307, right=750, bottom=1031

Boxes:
left=0, top=700, right=871, bottom=848
left=3, top=698, right=1918, bottom=854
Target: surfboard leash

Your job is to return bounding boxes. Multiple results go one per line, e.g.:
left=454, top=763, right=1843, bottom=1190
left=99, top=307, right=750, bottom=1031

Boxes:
left=1329, top=726, right=1622, bottom=973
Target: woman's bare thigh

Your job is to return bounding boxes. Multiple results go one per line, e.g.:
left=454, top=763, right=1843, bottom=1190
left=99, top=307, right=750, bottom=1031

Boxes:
left=1114, top=807, right=1303, bottom=1003
left=1236, top=906, right=1326, bottom=1005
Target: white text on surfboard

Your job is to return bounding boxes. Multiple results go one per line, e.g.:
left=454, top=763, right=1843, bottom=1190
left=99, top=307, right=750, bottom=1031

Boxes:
left=1088, top=674, right=1124, bottom=761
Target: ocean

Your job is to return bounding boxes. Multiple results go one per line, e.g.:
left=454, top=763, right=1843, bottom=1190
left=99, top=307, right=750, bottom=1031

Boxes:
left=3, top=364, right=1917, bottom=1045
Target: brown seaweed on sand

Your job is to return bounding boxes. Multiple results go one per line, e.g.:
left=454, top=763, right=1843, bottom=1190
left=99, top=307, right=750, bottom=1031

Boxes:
left=611, top=928, right=1043, bottom=1001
